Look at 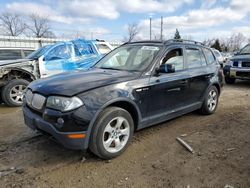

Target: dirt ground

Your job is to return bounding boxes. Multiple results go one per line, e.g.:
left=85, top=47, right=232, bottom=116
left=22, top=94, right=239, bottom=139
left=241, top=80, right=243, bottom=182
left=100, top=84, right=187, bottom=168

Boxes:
left=0, top=81, right=249, bottom=188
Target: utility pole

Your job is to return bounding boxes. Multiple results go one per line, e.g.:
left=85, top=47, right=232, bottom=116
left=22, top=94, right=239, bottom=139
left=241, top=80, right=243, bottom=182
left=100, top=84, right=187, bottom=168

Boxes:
left=149, top=17, right=152, bottom=40
left=160, top=16, right=163, bottom=40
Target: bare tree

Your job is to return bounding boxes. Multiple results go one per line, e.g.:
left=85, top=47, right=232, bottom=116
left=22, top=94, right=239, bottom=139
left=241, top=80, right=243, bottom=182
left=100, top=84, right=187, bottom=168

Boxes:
left=0, top=12, right=26, bottom=36
left=220, top=33, right=246, bottom=52
left=123, top=23, right=140, bottom=42
left=26, top=14, right=55, bottom=38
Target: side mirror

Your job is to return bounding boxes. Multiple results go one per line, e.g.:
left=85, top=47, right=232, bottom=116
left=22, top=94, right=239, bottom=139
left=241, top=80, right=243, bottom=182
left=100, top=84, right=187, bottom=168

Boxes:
left=156, top=64, right=175, bottom=74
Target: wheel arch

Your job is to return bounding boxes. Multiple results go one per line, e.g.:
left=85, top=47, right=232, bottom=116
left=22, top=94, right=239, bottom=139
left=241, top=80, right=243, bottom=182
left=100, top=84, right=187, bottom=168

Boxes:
left=2, top=67, right=36, bottom=84
left=84, top=98, right=142, bottom=149
left=212, top=83, right=221, bottom=96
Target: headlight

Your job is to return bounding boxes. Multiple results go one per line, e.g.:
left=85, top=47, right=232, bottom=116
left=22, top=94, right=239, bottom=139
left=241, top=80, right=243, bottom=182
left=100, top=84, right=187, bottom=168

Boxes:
left=46, top=96, right=83, bottom=112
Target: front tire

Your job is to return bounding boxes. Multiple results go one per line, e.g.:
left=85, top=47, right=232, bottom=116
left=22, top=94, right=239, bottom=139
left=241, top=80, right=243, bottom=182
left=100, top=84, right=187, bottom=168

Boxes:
left=1, top=79, right=30, bottom=107
left=89, top=107, right=134, bottom=159
left=200, top=86, right=219, bottom=115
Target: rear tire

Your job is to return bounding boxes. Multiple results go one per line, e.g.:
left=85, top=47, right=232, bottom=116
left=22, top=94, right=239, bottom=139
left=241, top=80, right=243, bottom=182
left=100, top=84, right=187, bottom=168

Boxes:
left=225, top=76, right=236, bottom=84
left=89, top=107, right=134, bottom=159
left=1, top=79, right=30, bottom=107
left=200, top=86, right=219, bottom=115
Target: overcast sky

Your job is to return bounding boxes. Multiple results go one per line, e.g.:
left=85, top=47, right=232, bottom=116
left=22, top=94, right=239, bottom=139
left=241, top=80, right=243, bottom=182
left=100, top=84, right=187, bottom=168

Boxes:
left=0, top=0, right=250, bottom=41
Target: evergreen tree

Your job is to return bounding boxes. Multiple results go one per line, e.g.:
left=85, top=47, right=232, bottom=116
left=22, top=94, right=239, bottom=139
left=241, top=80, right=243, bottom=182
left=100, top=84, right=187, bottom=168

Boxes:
left=174, top=29, right=181, bottom=39
left=211, top=39, right=222, bottom=52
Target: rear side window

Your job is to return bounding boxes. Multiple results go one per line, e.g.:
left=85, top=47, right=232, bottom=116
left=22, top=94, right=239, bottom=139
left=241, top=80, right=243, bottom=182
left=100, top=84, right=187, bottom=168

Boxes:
left=162, top=48, right=184, bottom=71
left=203, top=48, right=216, bottom=64
left=186, top=48, right=203, bottom=68
left=0, top=50, right=22, bottom=60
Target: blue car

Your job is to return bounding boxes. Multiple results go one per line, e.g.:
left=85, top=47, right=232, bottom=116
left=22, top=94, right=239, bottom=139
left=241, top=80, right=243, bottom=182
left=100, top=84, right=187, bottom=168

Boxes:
left=0, top=39, right=113, bottom=106
left=27, top=39, right=113, bottom=78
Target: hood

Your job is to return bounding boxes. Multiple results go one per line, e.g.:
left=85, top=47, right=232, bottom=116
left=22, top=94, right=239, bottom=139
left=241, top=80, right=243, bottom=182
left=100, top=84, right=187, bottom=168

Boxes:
left=0, top=59, right=32, bottom=66
left=230, top=54, right=250, bottom=61
left=29, top=68, right=140, bottom=96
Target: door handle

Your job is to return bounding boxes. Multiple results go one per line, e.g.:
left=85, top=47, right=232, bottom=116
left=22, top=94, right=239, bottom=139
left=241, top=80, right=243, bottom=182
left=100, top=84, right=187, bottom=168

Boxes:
left=179, top=79, right=188, bottom=84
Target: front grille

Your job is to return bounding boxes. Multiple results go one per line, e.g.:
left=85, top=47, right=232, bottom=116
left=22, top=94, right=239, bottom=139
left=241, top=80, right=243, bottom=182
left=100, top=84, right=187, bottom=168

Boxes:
left=233, top=62, right=238, bottom=67
left=242, top=62, right=250, bottom=67
left=25, top=90, right=33, bottom=106
left=236, top=72, right=250, bottom=77
left=25, top=90, right=46, bottom=110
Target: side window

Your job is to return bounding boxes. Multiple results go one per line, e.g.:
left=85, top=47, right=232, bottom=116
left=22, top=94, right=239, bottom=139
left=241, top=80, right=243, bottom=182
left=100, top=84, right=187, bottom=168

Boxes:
left=0, top=50, right=22, bottom=60
left=203, top=48, right=216, bottom=65
left=186, top=48, right=202, bottom=68
left=162, top=48, right=184, bottom=71
left=45, top=45, right=70, bottom=61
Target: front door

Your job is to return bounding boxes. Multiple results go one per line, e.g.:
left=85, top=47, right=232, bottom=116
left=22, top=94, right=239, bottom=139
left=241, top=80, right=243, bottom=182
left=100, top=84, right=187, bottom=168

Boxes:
left=148, top=46, right=190, bottom=120
left=39, top=44, right=74, bottom=78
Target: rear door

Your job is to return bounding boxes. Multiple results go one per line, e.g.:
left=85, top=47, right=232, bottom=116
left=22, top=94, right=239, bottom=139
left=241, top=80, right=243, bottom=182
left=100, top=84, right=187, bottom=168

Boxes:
left=185, top=45, right=209, bottom=104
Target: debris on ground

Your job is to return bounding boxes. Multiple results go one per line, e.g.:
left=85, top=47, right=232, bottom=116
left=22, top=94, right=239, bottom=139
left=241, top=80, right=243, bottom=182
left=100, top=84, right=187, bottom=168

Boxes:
left=176, top=137, right=195, bottom=153
left=81, top=156, right=86, bottom=163
left=224, top=184, right=234, bottom=188
left=227, top=148, right=236, bottom=151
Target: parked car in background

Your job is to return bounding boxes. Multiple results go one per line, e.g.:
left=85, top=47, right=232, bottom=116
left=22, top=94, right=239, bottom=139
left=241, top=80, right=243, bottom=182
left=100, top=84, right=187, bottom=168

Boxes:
left=0, top=39, right=113, bottom=106
left=223, top=44, right=250, bottom=84
left=0, top=47, right=35, bottom=62
left=212, top=48, right=225, bottom=67
left=23, top=39, right=223, bottom=159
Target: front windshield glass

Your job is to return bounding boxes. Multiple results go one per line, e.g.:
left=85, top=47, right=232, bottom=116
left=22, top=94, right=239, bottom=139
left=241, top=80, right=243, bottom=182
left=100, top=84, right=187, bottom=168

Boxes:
left=95, top=45, right=161, bottom=71
left=27, top=45, right=52, bottom=60
left=239, top=44, right=250, bottom=54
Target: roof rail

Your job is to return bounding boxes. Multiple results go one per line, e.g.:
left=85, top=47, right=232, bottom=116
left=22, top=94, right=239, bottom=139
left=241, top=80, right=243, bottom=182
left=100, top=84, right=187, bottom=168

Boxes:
left=164, top=39, right=204, bottom=46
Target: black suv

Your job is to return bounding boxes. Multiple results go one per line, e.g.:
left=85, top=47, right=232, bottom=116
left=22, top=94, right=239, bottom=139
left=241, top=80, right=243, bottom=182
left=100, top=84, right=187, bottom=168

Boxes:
left=223, top=44, right=250, bottom=84
left=23, top=40, right=223, bottom=159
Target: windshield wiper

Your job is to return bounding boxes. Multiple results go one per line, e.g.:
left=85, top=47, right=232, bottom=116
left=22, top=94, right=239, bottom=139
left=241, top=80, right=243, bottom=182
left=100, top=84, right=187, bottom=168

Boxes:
left=99, top=67, right=122, bottom=71
left=239, top=53, right=250, bottom=55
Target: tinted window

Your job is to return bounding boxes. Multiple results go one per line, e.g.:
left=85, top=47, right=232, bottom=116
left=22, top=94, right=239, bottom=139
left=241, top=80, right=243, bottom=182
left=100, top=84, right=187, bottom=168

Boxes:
left=203, top=48, right=216, bottom=64
left=162, top=48, right=184, bottom=71
left=186, top=48, right=203, bottom=68
left=0, top=50, right=22, bottom=60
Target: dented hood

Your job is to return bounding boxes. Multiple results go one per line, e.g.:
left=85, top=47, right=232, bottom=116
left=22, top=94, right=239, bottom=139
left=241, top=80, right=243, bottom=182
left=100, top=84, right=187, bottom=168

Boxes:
left=28, top=68, right=139, bottom=96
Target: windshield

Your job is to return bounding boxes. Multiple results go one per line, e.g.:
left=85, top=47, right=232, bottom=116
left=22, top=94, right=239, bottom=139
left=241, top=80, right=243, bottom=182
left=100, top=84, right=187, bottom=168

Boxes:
left=95, top=45, right=161, bottom=71
left=27, top=45, right=52, bottom=60
left=239, top=44, right=250, bottom=55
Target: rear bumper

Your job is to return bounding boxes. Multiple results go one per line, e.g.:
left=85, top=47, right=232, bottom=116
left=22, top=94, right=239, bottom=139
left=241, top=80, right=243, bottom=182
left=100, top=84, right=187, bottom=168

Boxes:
left=223, top=66, right=250, bottom=80
left=23, top=106, right=88, bottom=150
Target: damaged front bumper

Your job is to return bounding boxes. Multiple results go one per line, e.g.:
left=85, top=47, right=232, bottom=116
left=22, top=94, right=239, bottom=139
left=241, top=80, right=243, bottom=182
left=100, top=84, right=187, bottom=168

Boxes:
left=23, top=105, right=88, bottom=150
